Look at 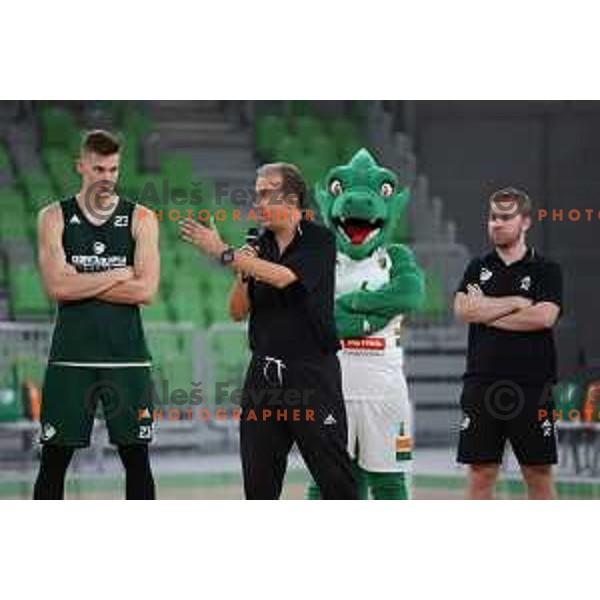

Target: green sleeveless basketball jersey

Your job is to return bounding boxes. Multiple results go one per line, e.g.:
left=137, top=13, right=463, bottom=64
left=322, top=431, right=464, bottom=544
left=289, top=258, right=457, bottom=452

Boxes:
left=48, top=196, right=152, bottom=363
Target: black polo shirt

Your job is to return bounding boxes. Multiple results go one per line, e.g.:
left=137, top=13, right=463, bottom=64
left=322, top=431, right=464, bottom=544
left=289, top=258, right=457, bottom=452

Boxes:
left=248, top=219, right=340, bottom=360
left=456, top=247, right=563, bottom=385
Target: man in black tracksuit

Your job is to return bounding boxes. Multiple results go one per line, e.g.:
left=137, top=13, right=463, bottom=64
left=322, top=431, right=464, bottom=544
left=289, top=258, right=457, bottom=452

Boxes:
left=180, top=162, right=357, bottom=500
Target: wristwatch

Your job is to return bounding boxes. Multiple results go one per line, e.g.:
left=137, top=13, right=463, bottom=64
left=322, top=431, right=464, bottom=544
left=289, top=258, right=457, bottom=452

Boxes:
left=220, top=246, right=236, bottom=265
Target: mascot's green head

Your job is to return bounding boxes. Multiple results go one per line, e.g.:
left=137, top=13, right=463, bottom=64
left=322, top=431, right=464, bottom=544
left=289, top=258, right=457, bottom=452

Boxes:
left=316, top=148, right=409, bottom=260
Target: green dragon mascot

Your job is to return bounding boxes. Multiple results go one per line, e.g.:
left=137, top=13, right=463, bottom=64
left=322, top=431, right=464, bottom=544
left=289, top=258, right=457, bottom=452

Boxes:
left=307, top=148, right=425, bottom=500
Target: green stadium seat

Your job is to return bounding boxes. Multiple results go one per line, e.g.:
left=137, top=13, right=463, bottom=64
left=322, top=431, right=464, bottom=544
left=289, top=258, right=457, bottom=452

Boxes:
left=202, top=290, right=230, bottom=325
left=43, top=148, right=79, bottom=196
left=0, top=387, right=24, bottom=422
left=141, top=299, right=170, bottom=323
left=20, top=172, right=55, bottom=210
left=329, top=118, right=361, bottom=162
left=146, top=334, right=193, bottom=402
left=0, top=189, right=29, bottom=242
left=124, top=110, right=155, bottom=137
left=134, top=174, right=166, bottom=209
left=169, top=281, right=206, bottom=325
left=209, top=330, right=249, bottom=406
left=275, top=135, right=304, bottom=165
left=298, top=140, right=337, bottom=188
left=13, top=355, right=46, bottom=389
left=40, top=106, right=79, bottom=153
left=256, top=116, right=287, bottom=159
left=348, top=101, right=368, bottom=123
left=160, top=154, right=193, bottom=182
left=295, top=116, right=324, bottom=149
left=119, top=136, right=145, bottom=188
left=9, top=265, right=52, bottom=318
left=0, top=186, right=24, bottom=207
left=0, top=222, right=29, bottom=244
left=286, top=101, right=314, bottom=118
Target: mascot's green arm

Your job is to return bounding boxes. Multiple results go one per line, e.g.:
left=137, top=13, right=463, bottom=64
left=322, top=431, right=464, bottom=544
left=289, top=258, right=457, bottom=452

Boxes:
left=336, top=244, right=425, bottom=321
left=335, top=303, right=392, bottom=339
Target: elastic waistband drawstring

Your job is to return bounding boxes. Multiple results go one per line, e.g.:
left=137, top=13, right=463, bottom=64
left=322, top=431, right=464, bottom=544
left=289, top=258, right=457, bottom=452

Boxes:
left=262, top=356, right=287, bottom=387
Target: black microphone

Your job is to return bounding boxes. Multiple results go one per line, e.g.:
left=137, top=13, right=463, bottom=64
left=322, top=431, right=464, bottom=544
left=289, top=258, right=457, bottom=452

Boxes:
left=242, top=227, right=260, bottom=283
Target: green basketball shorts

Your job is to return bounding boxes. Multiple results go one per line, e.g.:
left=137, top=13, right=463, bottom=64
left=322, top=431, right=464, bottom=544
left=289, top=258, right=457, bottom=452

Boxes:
left=40, top=364, right=156, bottom=447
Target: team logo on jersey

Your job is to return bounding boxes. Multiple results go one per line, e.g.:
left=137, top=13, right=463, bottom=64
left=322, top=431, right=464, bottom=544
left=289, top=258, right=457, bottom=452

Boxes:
left=69, top=214, right=81, bottom=225
left=41, top=423, right=57, bottom=441
left=541, top=418, right=553, bottom=437
left=520, top=275, right=532, bottom=291
left=72, top=240, right=126, bottom=271
left=114, top=215, right=129, bottom=227
left=72, top=253, right=127, bottom=270
left=479, top=267, right=493, bottom=283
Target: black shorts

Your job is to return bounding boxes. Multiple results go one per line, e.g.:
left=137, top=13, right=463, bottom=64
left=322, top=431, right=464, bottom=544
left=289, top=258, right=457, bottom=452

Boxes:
left=239, top=353, right=357, bottom=499
left=457, top=379, right=557, bottom=466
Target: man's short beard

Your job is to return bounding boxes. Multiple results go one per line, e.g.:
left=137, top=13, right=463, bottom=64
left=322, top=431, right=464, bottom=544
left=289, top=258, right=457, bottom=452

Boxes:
left=493, top=231, right=522, bottom=249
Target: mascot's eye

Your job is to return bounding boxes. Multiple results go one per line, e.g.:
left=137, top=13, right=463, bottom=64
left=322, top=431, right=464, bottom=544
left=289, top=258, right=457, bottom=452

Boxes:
left=329, top=179, right=343, bottom=196
left=380, top=182, right=394, bottom=197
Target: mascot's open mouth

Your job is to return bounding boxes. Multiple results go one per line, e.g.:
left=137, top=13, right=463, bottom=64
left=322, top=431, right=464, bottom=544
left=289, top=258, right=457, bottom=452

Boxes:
left=334, top=217, right=384, bottom=245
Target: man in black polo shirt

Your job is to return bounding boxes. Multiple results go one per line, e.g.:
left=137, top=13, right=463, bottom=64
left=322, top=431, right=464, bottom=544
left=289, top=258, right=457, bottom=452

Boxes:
left=180, top=163, right=356, bottom=499
left=454, top=187, right=562, bottom=500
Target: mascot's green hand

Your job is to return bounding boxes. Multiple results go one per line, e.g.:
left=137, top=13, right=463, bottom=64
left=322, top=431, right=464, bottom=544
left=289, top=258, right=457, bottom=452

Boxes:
left=337, top=246, right=425, bottom=318
left=335, top=302, right=390, bottom=339
left=336, top=291, right=367, bottom=313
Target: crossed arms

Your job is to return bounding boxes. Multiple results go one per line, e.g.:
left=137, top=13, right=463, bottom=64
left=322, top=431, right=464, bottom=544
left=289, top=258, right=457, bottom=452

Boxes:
left=335, top=244, right=425, bottom=339
left=38, top=202, right=159, bottom=305
left=454, top=284, right=560, bottom=332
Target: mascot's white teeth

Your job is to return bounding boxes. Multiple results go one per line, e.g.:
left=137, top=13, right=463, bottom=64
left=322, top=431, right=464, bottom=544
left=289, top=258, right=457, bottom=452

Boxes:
left=336, top=223, right=381, bottom=245
left=334, top=216, right=384, bottom=245
left=337, top=225, right=351, bottom=243
left=364, top=228, right=381, bottom=244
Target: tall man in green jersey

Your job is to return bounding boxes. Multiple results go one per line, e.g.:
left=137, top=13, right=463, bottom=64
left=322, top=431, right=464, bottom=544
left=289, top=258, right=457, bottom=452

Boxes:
left=33, top=130, right=160, bottom=500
